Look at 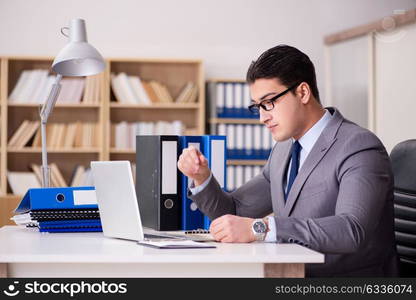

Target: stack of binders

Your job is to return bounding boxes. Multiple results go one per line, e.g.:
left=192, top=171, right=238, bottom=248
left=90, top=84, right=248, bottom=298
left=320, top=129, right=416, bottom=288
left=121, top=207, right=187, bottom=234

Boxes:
left=136, top=135, right=227, bottom=232
left=12, top=186, right=102, bottom=232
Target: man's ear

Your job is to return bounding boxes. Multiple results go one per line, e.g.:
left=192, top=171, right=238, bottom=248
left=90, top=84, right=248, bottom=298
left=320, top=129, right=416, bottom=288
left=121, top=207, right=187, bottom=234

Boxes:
left=297, top=82, right=311, bottom=104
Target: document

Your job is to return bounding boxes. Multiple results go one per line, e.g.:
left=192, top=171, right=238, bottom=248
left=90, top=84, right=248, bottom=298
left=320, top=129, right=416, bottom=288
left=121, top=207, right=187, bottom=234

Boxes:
left=137, top=240, right=216, bottom=249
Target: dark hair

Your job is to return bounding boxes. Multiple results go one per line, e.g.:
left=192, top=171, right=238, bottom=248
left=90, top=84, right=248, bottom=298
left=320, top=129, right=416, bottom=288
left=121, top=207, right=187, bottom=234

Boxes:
left=246, top=45, right=320, bottom=103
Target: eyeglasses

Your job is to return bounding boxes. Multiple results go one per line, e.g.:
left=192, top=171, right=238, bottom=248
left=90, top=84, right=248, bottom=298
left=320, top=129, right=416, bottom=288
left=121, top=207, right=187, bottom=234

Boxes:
left=248, top=83, right=299, bottom=115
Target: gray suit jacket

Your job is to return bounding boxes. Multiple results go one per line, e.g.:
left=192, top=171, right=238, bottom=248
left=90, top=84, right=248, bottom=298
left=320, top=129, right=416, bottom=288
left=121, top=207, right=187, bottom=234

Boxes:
left=189, top=107, right=398, bottom=277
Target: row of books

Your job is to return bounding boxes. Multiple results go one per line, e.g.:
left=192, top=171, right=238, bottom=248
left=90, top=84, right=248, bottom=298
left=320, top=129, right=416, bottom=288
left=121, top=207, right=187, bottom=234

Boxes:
left=216, top=124, right=276, bottom=160
left=111, top=72, right=198, bottom=104
left=111, top=121, right=185, bottom=150
left=7, top=164, right=94, bottom=195
left=208, top=81, right=256, bottom=119
left=226, top=165, right=263, bottom=192
left=8, top=120, right=99, bottom=149
left=8, top=69, right=101, bottom=104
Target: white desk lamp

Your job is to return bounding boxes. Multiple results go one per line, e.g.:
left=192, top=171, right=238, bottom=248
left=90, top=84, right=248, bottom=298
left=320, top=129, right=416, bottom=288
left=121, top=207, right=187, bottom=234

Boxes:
left=40, top=18, right=105, bottom=187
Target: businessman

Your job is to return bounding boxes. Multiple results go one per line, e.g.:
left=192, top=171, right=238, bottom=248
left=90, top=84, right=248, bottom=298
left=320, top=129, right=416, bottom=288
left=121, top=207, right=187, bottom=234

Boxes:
left=177, top=45, right=397, bottom=277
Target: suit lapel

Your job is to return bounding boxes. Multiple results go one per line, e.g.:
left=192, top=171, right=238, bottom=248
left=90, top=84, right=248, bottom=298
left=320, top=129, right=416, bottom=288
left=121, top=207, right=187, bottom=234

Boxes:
left=274, top=141, right=292, bottom=215
left=282, top=107, right=344, bottom=217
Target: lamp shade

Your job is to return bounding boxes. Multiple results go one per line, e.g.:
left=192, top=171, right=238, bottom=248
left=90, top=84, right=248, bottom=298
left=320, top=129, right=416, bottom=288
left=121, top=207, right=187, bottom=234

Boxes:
left=52, top=18, right=105, bottom=76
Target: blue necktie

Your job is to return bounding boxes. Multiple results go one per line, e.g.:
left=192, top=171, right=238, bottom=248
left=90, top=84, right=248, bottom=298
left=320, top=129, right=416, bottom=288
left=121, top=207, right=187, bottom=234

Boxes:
left=285, top=140, right=301, bottom=201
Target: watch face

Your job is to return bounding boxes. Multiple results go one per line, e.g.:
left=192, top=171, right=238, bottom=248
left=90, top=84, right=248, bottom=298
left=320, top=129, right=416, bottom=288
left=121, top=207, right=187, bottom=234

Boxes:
left=253, top=221, right=266, bottom=233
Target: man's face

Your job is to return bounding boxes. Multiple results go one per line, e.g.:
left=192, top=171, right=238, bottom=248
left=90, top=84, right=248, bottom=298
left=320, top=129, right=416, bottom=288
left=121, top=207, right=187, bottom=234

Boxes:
left=250, top=78, right=304, bottom=142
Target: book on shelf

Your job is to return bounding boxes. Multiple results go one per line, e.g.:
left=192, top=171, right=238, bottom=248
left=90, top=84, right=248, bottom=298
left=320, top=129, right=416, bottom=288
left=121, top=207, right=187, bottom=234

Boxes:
left=111, top=72, right=178, bottom=104
left=31, top=125, right=42, bottom=148
left=226, top=165, right=263, bottom=192
left=56, top=78, right=85, bottom=104
left=30, top=164, right=42, bottom=185
left=112, top=120, right=185, bottom=150
left=175, top=82, right=198, bottom=103
left=50, top=163, right=68, bottom=187
left=70, top=165, right=94, bottom=187
left=30, top=163, right=68, bottom=188
left=214, top=123, right=274, bottom=160
left=8, top=120, right=39, bottom=148
left=8, top=69, right=100, bottom=104
left=207, top=81, right=254, bottom=119
left=149, top=80, right=173, bottom=103
left=111, top=72, right=137, bottom=104
left=141, top=81, right=159, bottom=103
left=128, top=76, right=152, bottom=104
left=82, top=74, right=101, bottom=104
left=63, top=122, right=79, bottom=148
left=7, top=171, right=41, bottom=195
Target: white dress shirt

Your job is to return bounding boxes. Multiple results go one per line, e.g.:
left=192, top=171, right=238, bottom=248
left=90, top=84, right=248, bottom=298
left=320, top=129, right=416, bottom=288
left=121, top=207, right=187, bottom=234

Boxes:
left=190, top=109, right=332, bottom=242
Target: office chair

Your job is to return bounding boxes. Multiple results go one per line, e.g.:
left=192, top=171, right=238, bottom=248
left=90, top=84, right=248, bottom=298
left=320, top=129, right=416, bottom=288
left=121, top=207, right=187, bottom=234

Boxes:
left=390, top=139, right=416, bottom=277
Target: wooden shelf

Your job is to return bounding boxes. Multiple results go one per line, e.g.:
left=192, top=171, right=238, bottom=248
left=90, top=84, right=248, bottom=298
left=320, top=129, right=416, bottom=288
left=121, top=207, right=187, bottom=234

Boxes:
left=110, top=103, right=199, bottom=109
left=0, top=194, right=22, bottom=227
left=227, top=160, right=267, bottom=166
left=207, top=78, right=246, bottom=83
left=1, top=56, right=205, bottom=196
left=209, top=118, right=261, bottom=124
left=110, top=148, right=135, bottom=154
left=8, top=103, right=101, bottom=108
left=7, top=148, right=101, bottom=153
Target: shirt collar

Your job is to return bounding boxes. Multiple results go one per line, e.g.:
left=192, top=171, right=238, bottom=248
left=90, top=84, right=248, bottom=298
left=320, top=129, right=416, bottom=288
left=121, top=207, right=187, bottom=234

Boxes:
left=296, top=109, right=331, bottom=154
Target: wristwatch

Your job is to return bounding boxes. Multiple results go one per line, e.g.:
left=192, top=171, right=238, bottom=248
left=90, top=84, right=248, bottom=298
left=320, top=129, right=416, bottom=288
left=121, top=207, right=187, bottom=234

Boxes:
left=252, top=219, right=268, bottom=241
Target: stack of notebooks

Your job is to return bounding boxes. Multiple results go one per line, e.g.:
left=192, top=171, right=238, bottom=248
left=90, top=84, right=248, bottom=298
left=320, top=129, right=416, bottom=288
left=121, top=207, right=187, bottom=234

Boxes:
left=12, top=186, right=102, bottom=233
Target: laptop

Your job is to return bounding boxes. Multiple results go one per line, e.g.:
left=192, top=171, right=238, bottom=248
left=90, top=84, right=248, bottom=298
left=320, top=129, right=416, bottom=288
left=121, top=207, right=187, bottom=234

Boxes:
left=91, top=160, right=182, bottom=241
left=91, top=160, right=214, bottom=242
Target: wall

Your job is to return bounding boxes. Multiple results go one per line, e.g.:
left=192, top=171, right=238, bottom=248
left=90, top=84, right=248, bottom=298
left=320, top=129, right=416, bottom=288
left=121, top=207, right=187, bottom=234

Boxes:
left=0, top=0, right=415, bottom=105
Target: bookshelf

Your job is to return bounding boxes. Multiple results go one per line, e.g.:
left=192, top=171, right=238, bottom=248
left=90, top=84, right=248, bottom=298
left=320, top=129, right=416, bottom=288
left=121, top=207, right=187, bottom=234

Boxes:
left=207, top=78, right=269, bottom=165
left=207, top=78, right=273, bottom=192
left=0, top=57, right=105, bottom=197
left=107, top=58, right=205, bottom=165
left=0, top=56, right=205, bottom=203
left=0, top=58, right=6, bottom=195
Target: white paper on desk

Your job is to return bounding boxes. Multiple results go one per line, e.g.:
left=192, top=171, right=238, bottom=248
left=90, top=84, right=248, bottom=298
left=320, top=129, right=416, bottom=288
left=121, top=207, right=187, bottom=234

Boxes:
left=137, top=240, right=216, bottom=249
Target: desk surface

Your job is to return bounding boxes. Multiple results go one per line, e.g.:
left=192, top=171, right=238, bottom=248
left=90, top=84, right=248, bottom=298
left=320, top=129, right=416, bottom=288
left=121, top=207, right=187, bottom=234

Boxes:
left=0, top=226, right=324, bottom=264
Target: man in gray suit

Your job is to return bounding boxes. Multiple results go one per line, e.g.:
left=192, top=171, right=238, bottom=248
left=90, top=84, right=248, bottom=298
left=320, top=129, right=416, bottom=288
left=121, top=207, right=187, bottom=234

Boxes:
left=177, top=45, right=397, bottom=277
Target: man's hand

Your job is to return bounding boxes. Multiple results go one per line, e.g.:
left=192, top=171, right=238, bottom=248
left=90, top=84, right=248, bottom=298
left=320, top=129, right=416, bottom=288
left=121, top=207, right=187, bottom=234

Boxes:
left=209, top=214, right=255, bottom=243
left=177, top=146, right=211, bottom=186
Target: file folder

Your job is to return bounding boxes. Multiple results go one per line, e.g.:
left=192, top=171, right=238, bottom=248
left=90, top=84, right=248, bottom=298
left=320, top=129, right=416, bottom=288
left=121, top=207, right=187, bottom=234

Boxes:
left=224, top=83, right=234, bottom=118
left=15, top=186, right=97, bottom=214
left=211, top=82, right=225, bottom=118
left=202, top=135, right=227, bottom=229
left=179, top=136, right=205, bottom=230
left=136, top=135, right=181, bottom=231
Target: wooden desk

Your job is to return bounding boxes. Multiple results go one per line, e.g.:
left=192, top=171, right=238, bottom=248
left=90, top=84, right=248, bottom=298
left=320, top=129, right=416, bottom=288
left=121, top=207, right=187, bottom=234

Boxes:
left=0, top=226, right=324, bottom=278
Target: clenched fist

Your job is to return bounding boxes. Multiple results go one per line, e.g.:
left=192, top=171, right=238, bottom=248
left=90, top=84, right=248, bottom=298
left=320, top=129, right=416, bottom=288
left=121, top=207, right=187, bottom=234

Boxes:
left=210, top=214, right=256, bottom=243
left=177, top=146, right=211, bottom=186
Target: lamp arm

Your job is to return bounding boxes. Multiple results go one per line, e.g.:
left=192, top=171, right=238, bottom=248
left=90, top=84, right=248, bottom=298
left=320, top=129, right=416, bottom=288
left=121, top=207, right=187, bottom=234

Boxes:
left=40, top=74, right=62, bottom=123
left=39, top=74, right=63, bottom=187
